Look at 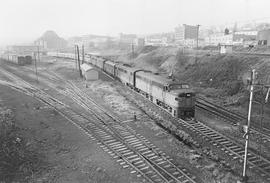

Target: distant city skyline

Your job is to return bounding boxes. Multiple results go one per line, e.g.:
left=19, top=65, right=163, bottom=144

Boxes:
left=1, top=0, right=270, bottom=46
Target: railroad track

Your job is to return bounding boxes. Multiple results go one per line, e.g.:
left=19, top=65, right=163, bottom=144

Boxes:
left=114, top=82, right=270, bottom=182
left=47, top=71, right=198, bottom=183
left=0, top=68, right=198, bottom=183
left=196, top=97, right=270, bottom=144
left=54, top=60, right=270, bottom=181
left=234, top=51, right=270, bottom=57
left=196, top=97, right=243, bottom=123
left=30, top=55, right=270, bottom=181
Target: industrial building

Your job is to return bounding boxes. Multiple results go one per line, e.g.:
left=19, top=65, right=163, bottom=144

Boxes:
left=8, top=45, right=38, bottom=55
left=205, top=30, right=257, bottom=46
left=67, top=35, right=109, bottom=48
left=118, top=33, right=137, bottom=43
left=205, top=33, right=233, bottom=46
left=134, top=38, right=145, bottom=48
left=145, top=37, right=168, bottom=47
left=257, top=29, right=270, bottom=46
left=34, top=30, right=67, bottom=49
left=175, top=24, right=199, bottom=47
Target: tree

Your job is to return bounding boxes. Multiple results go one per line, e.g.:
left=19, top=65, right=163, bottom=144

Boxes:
left=233, top=22, right=238, bottom=33
left=224, top=28, right=230, bottom=35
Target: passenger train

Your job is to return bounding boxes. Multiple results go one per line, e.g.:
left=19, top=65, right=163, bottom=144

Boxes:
left=48, top=52, right=195, bottom=118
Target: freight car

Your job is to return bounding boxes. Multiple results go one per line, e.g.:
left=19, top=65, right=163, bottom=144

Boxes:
left=47, top=52, right=195, bottom=118
left=1, top=54, right=32, bottom=66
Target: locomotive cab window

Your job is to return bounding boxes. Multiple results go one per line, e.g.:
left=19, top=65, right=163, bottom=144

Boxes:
left=163, top=85, right=170, bottom=91
left=169, top=84, right=190, bottom=90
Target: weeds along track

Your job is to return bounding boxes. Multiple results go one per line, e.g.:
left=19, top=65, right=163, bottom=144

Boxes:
left=114, top=82, right=270, bottom=181
left=0, top=68, right=198, bottom=183
left=196, top=97, right=270, bottom=144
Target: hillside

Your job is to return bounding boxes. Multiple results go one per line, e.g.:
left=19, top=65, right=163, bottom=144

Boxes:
left=35, top=30, right=67, bottom=49
left=116, top=46, right=270, bottom=119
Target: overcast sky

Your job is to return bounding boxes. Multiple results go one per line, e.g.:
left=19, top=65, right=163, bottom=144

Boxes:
left=1, top=0, right=270, bottom=46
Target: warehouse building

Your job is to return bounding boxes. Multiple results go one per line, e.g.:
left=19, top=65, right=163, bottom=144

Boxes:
left=204, top=33, right=233, bottom=46
left=175, top=24, right=199, bottom=47
left=257, top=29, right=270, bottom=46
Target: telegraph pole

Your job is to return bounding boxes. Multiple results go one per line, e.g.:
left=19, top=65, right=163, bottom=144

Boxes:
left=76, top=45, right=82, bottom=77
left=37, top=46, right=40, bottom=62
left=196, top=24, right=200, bottom=49
left=265, top=87, right=270, bottom=103
left=242, top=69, right=256, bottom=182
left=82, top=45, right=85, bottom=64
left=131, top=42, right=135, bottom=58
left=74, top=45, right=77, bottom=69
left=195, top=24, right=200, bottom=66
left=7, top=46, right=9, bottom=61
left=34, top=51, right=38, bottom=83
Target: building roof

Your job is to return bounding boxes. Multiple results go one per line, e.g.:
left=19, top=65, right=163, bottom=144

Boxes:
left=220, top=44, right=233, bottom=46
left=81, top=63, right=94, bottom=72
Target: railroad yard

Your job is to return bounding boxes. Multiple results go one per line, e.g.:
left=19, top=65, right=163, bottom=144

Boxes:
left=3, top=1, right=270, bottom=183
left=0, top=53, right=269, bottom=183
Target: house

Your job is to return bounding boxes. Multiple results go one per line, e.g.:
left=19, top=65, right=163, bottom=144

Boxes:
left=175, top=24, right=200, bottom=47
left=220, top=44, right=233, bottom=54
left=80, top=63, right=98, bottom=80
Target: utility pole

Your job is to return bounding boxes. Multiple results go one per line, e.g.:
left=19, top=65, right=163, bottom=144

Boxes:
left=242, top=69, right=256, bottom=182
left=34, top=52, right=38, bottom=83
left=131, top=42, right=135, bottom=58
left=82, top=45, right=85, bottom=64
left=76, top=45, right=82, bottom=77
left=196, top=24, right=200, bottom=49
left=7, top=46, right=9, bottom=61
left=195, top=24, right=200, bottom=66
left=74, top=45, right=77, bottom=69
left=37, top=46, right=40, bottom=62
left=265, top=87, right=270, bottom=103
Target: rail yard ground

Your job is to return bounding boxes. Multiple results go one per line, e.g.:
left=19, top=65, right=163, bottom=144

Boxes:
left=0, top=50, right=269, bottom=182
left=0, top=56, right=241, bottom=183
left=0, top=72, right=136, bottom=182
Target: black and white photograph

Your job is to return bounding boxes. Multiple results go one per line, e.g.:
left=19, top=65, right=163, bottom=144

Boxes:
left=0, top=0, right=270, bottom=182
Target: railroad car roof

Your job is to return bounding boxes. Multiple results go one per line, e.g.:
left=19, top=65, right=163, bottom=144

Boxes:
left=137, top=70, right=194, bottom=94
left=102, top=60, right=194, bottom=94
left=104, top=60, right=116, bottom=66
left=117, top=64, right=138, bottom=73
left=137, top=70, right=172, bottom=84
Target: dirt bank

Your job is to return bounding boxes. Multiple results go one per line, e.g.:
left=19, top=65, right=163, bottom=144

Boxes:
left=116, top=46, right=270, bottom=125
